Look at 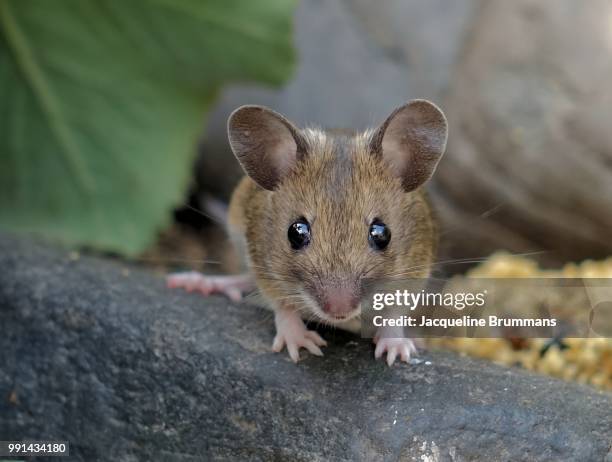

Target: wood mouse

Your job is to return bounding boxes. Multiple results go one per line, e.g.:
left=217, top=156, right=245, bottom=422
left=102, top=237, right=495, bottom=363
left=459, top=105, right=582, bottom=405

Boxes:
left=167, top=100, right=448, bottom=365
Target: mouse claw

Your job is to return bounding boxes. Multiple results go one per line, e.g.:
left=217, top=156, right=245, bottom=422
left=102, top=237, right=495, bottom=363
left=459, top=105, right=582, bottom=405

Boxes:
left=386, top=347, right=398, bottom=367
left=304, top=330, right=327, bottom=347
left=272, top=308, right=326, bottom=362
left=272, top=333, right=286, bottom=353
left=272, top=330, right=326, bottom=362
left=374, top=337, right=418, bottom=366
left=303, top=339, right=324, bottom=357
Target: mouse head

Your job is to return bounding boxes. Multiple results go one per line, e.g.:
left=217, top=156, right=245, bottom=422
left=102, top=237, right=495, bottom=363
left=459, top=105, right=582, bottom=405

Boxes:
left=228, top=101, right=447, bottom=324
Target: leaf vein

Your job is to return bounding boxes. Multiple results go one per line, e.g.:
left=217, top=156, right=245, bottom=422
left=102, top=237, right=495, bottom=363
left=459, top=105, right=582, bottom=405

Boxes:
left=0, top=0, right=95, bottom=192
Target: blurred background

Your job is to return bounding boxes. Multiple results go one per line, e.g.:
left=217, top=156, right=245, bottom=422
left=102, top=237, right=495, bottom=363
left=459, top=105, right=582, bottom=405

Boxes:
left=3, top=0, right=612, bottom=269
left=195, top=0, right=612, bottom=270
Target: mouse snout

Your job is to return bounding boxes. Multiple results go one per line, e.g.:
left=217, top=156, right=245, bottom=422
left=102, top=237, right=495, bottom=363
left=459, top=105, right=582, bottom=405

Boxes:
left=321, top=286, right=360, bottom=319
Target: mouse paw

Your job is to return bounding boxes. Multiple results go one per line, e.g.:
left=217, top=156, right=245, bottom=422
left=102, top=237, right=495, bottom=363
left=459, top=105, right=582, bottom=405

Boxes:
left=166, top=272, right=253, bottom=302
left=373, top=337, right=418, bottom=366
left=272, top=309, right=327, bottom=363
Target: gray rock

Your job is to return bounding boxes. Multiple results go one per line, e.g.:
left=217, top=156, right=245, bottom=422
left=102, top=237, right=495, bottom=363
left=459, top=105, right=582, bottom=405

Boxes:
left=0, top=233, right=610, bottom=461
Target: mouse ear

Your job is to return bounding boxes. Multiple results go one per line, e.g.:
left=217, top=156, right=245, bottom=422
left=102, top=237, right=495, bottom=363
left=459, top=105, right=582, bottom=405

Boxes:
left=370, top=100, right=448, bottom=191
left=227, top=105, right=306, bottom=191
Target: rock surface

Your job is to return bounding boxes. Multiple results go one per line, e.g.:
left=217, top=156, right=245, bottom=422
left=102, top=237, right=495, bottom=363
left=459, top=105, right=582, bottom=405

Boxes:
left=1, top=233, right=611, bottom=461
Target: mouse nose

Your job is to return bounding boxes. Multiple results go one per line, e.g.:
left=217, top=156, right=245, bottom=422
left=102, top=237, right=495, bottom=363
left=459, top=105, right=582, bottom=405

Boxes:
left=322, top=286, right=360, bottom=319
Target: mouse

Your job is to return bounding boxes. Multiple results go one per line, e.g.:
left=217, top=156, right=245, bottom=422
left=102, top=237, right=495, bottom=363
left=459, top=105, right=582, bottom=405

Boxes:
left=167, top=100, right=448, bottom=365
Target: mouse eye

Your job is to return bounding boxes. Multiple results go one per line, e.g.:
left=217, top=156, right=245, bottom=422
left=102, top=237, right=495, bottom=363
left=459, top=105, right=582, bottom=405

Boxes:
left=369, top=219, right=391, bottom=250
left=288, top=218, right=311, bottom=250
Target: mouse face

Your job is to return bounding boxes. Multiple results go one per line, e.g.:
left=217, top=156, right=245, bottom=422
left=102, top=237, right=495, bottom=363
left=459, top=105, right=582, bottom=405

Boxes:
left=263, top=132, right=429, bottom=323
left=228, top=101, right=447, bottom=324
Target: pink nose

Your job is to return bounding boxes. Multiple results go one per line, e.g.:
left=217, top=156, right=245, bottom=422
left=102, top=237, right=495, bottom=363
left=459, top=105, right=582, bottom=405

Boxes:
left=322, top=287, right=359, bottom=318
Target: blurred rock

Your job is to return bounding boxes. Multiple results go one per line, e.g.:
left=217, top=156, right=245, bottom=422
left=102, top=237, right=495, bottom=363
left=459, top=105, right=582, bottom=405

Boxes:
left=435, top=0, right=612, bottom=264
left=1, top=233, right=611, bottom=461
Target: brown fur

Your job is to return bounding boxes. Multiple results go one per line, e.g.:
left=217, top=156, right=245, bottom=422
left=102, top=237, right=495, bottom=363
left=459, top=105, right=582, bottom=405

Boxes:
left=228, top=128, right=438, bottom=324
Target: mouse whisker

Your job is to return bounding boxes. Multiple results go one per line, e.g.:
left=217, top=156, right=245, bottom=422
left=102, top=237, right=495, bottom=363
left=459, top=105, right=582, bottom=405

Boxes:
left=437, top=202, right=508, bottom=237
left=254, top=274, right=296, bottom=284
left=134, top=257, right=224, bottom=266
left=396, top=250, right=549, bottom=275
left=361, top=260, right=387, bottom=278
left=182, top=203, right=226, bottom=227
left=303, top=251, right=325, bottom=289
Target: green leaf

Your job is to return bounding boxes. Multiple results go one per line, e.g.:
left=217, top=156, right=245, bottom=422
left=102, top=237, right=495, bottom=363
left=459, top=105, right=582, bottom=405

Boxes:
left=0, top=0, right=296, bottom=255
